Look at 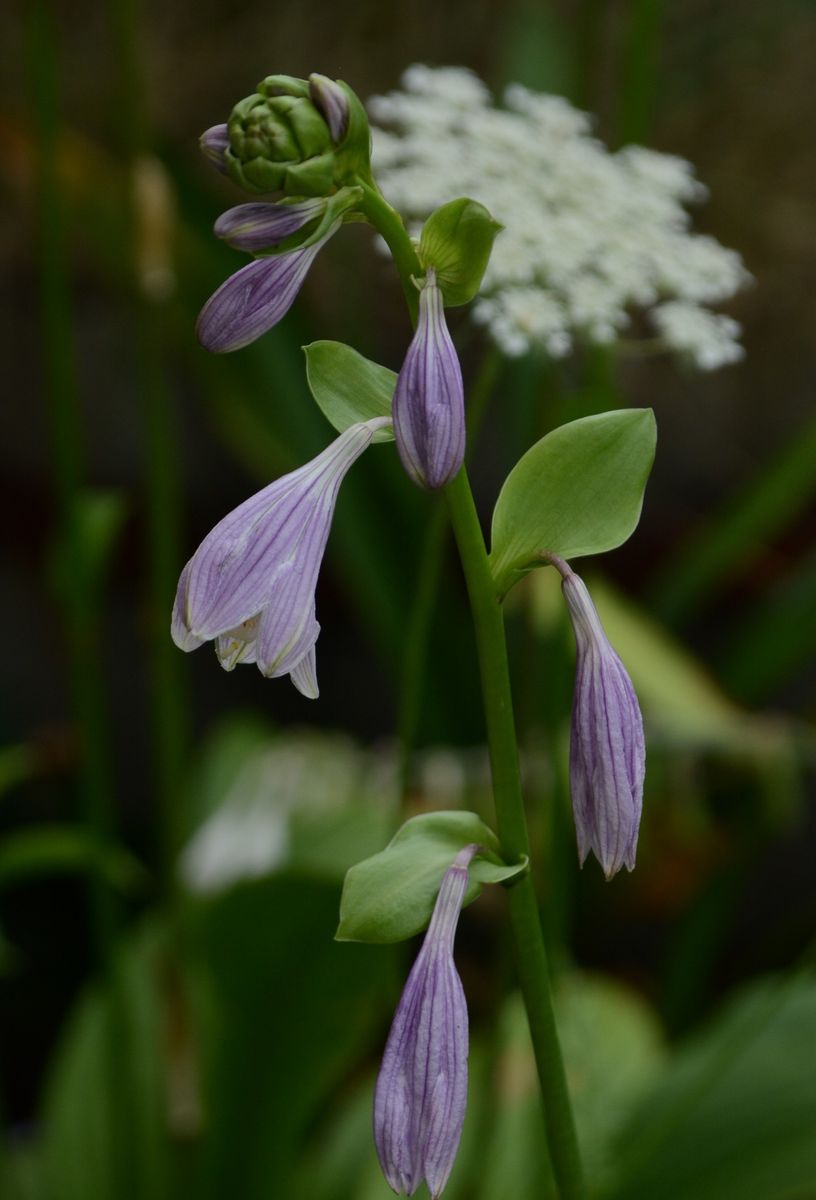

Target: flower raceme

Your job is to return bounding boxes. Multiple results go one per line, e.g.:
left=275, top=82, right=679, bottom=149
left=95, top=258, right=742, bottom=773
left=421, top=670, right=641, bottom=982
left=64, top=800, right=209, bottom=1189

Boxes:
left=171, top=417, right=390, bottom=697
left=549, top=556, right=645, bottom=878
left=393, top=268, right=465, bottom=490
left=374, top=844, right=477, bottom=1198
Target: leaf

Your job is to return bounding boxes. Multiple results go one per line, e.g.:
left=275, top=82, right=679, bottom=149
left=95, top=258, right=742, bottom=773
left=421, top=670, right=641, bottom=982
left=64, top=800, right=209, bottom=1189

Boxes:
left=303, top=341, right=395, bottom=440
left=606, top=973, right=816, bottom=1200
left=336, top=810, right=527, bottom=944
left=418, top=198, right=503, bottom=306
left=489, top=410, right=656, bottom=597
left=41, top=922, right=171, bottom=1200
left=0, top=825, right=146, bottom=892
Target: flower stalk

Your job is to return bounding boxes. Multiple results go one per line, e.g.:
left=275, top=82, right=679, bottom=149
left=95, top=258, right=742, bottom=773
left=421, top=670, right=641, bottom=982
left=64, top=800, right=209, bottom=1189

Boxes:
left=363, top=181, right=587, bottom=1200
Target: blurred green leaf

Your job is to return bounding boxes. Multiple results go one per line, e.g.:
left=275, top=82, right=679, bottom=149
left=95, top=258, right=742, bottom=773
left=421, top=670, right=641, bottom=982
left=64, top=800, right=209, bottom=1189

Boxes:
left=189, top=876, right=395, bottom=1200
left=418, top=198, right=503, bottom=306
left=336, top=810, right=527, bottom=944
left=0, top=825, right=146, bottom=892
left=489, top=410, right=656, bottom=597
left=303, top=341, right=396, bottom=439
left=650, top=413, right=816, bottom=625
left=607, top=973, right=816, bottom=1200
left=0, top=745, right=38, bottom=800
left=41, top=923, right=171, bottom=1200
left=476, top=977, right=665, bottom=1198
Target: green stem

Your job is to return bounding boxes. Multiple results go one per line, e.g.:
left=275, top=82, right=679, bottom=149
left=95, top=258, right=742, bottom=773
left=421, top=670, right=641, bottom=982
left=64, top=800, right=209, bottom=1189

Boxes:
left=28, top=0, right=119, bottom=965
left=110, top=0, right=188, bottom=886
left=445, top=472, right=585, bottom=1198
left=355, top=179, right=421, bottom=323
left=397, top=344, right=503, bottom=800
left=362, top=178, right=586, bottom=1198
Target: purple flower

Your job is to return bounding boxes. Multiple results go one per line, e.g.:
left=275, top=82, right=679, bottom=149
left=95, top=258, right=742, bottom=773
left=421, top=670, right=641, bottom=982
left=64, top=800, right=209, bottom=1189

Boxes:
left=171, top=417, right=389, bottom=697
left=374, top=844, right=477, bottom=1198
left=213, top=198, right=326, bottom=252
left=554, top=560, right=645, bottom=878
left=393, top=269, right=465, bottom=490
left=196, top=222, right=338, bottom=353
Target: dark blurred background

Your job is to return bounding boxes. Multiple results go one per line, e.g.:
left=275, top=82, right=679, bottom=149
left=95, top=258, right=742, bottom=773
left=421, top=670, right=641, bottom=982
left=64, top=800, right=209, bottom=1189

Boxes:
left=1, top=2, right=815, bottom=1198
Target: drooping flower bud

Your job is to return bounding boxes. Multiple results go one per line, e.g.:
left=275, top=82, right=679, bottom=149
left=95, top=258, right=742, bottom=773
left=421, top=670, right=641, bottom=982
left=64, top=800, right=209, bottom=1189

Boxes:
left=213, top=198, right=326, bottom=253
left=196, top=222, right=339, bottom=353
left=548, top=556, right=645, bottom=879
left=171, top=417, right=391, bottom=697
left=393, top=269, right=465, bottom=490
left=199, top=124, right=230, bottom=173
left=374, top=845, right=477, bottom=1198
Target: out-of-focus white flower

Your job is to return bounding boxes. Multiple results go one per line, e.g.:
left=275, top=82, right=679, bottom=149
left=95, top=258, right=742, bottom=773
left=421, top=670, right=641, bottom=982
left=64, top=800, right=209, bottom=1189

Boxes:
left=369, top=66, right=749, bottom=368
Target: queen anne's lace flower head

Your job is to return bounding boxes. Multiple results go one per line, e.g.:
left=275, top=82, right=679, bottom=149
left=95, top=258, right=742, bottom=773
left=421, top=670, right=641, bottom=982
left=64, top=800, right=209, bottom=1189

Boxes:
left=369, top=66, right=749, bottom=369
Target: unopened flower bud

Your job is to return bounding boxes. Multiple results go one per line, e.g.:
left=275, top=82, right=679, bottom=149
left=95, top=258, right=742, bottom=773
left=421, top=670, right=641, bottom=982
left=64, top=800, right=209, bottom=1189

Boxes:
left=393, top=269, right=465, bottom=490
left=309, top=73, right=350, bottom=143
left=199, top=124, right=230, bottom=173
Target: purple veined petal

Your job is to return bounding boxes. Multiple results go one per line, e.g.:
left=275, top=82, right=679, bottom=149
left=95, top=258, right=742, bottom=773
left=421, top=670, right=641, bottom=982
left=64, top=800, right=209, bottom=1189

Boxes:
left=199, top=124, right=230, bottom=173
left=374, top=845, right=477, bottom=1198
left=177, top=421, right=377, bottom=644
left=309, top=73, right=350, bottom=143
left=171, top=562, right=207, bottom=652
left=561, top=570, right=645, bottom=880
left=255, top=567, right=322, bottom=678
left=393, top=270, right=465, bottom=490
left=289, top=643, right=319, bottom=699
left=196, top=223, right=338, bottom=353
left=213, top=199, right=326, bottom=252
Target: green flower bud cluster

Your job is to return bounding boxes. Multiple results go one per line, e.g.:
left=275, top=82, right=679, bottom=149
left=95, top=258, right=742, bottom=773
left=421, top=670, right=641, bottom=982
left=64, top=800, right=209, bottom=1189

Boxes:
left=224, top=73, right=372, bottom=197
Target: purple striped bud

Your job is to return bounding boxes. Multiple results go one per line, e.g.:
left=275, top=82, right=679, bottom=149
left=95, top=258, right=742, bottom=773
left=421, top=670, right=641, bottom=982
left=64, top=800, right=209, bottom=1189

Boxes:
left=200, top=124, right=230, bottom=173
left=552, top=559, right=645, bottom=879
left=393, top=269, right=465, bottom=490
left=374, top=844, right=477, bottom=1198
left=171, top=417, right=390, bottom=697
left=196, top=222, right=338, bottom=353
left=213, top=198, right=326, bottom=252
left=309, top=73, right=350, bottom=143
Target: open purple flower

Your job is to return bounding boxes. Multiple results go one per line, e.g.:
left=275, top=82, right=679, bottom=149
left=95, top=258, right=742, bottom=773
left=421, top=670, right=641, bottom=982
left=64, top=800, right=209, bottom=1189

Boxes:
left=374, top=844, right=477, bottom=1198
left=549, top=556, right=645, bottom=878
left=393, top=268, right=465, bottom=490
left=171, top=417, right=389, bottom=697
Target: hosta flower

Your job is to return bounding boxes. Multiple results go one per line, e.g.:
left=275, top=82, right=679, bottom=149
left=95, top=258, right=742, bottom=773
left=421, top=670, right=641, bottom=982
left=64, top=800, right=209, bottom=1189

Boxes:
left=171, top=417, right=390, bottom=697
left=196, top=220, right=339, bottom=353
left=374, top=844, right=477, bottom=1197
left=552, top=558, right=645, bottom=878
left=393, top=268, right=465, bottom=489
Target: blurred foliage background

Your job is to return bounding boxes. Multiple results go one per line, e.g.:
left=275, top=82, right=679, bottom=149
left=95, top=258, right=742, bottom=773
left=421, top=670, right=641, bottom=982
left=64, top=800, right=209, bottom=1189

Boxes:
left=2, top=1, right=816, bottom=1197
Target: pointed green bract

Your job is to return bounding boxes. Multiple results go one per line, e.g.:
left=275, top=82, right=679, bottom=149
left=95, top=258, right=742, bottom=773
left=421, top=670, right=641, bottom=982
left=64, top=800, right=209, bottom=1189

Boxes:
left=304, top=340, right=396, bottom=441
left=418, top=198, right=503, bottom=306
left=336, top=810, right=527, bottom=943
left=489, top=410, right=657, bottom=598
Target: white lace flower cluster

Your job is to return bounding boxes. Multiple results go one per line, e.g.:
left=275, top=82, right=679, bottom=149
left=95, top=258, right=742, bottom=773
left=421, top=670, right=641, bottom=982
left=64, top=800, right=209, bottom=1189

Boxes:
left=369, top=65, right=749, bottom=369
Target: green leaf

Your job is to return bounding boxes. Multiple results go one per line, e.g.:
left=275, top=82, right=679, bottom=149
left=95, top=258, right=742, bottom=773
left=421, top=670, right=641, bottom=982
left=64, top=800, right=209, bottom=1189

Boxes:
left=489, top=410, right=656, bottom=597
left=418, top=198, right=503, bottom=306
left=607, top=973, right=816, bottom=1200
left=303, top=341, right=395, bottom=440
left=336, top=810, right=527, bottom=944
left=0, top=825, right=146, bottom=892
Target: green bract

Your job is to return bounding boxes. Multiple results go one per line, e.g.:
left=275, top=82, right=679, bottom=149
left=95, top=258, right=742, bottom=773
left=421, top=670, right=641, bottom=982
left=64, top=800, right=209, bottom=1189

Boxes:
left=225, top=74, right=372, bottom=197
left=303, top=341, right=396, bottom=441
left=336, top=810, right=527, bottom=944
left=418, top=198, right=503, bottom=306
left=489, top=410, right=657, bottom=598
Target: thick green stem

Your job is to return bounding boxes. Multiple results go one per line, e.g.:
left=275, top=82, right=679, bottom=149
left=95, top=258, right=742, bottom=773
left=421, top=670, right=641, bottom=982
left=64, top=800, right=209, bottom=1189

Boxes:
left=363, top=175, right=586, bottom=1198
